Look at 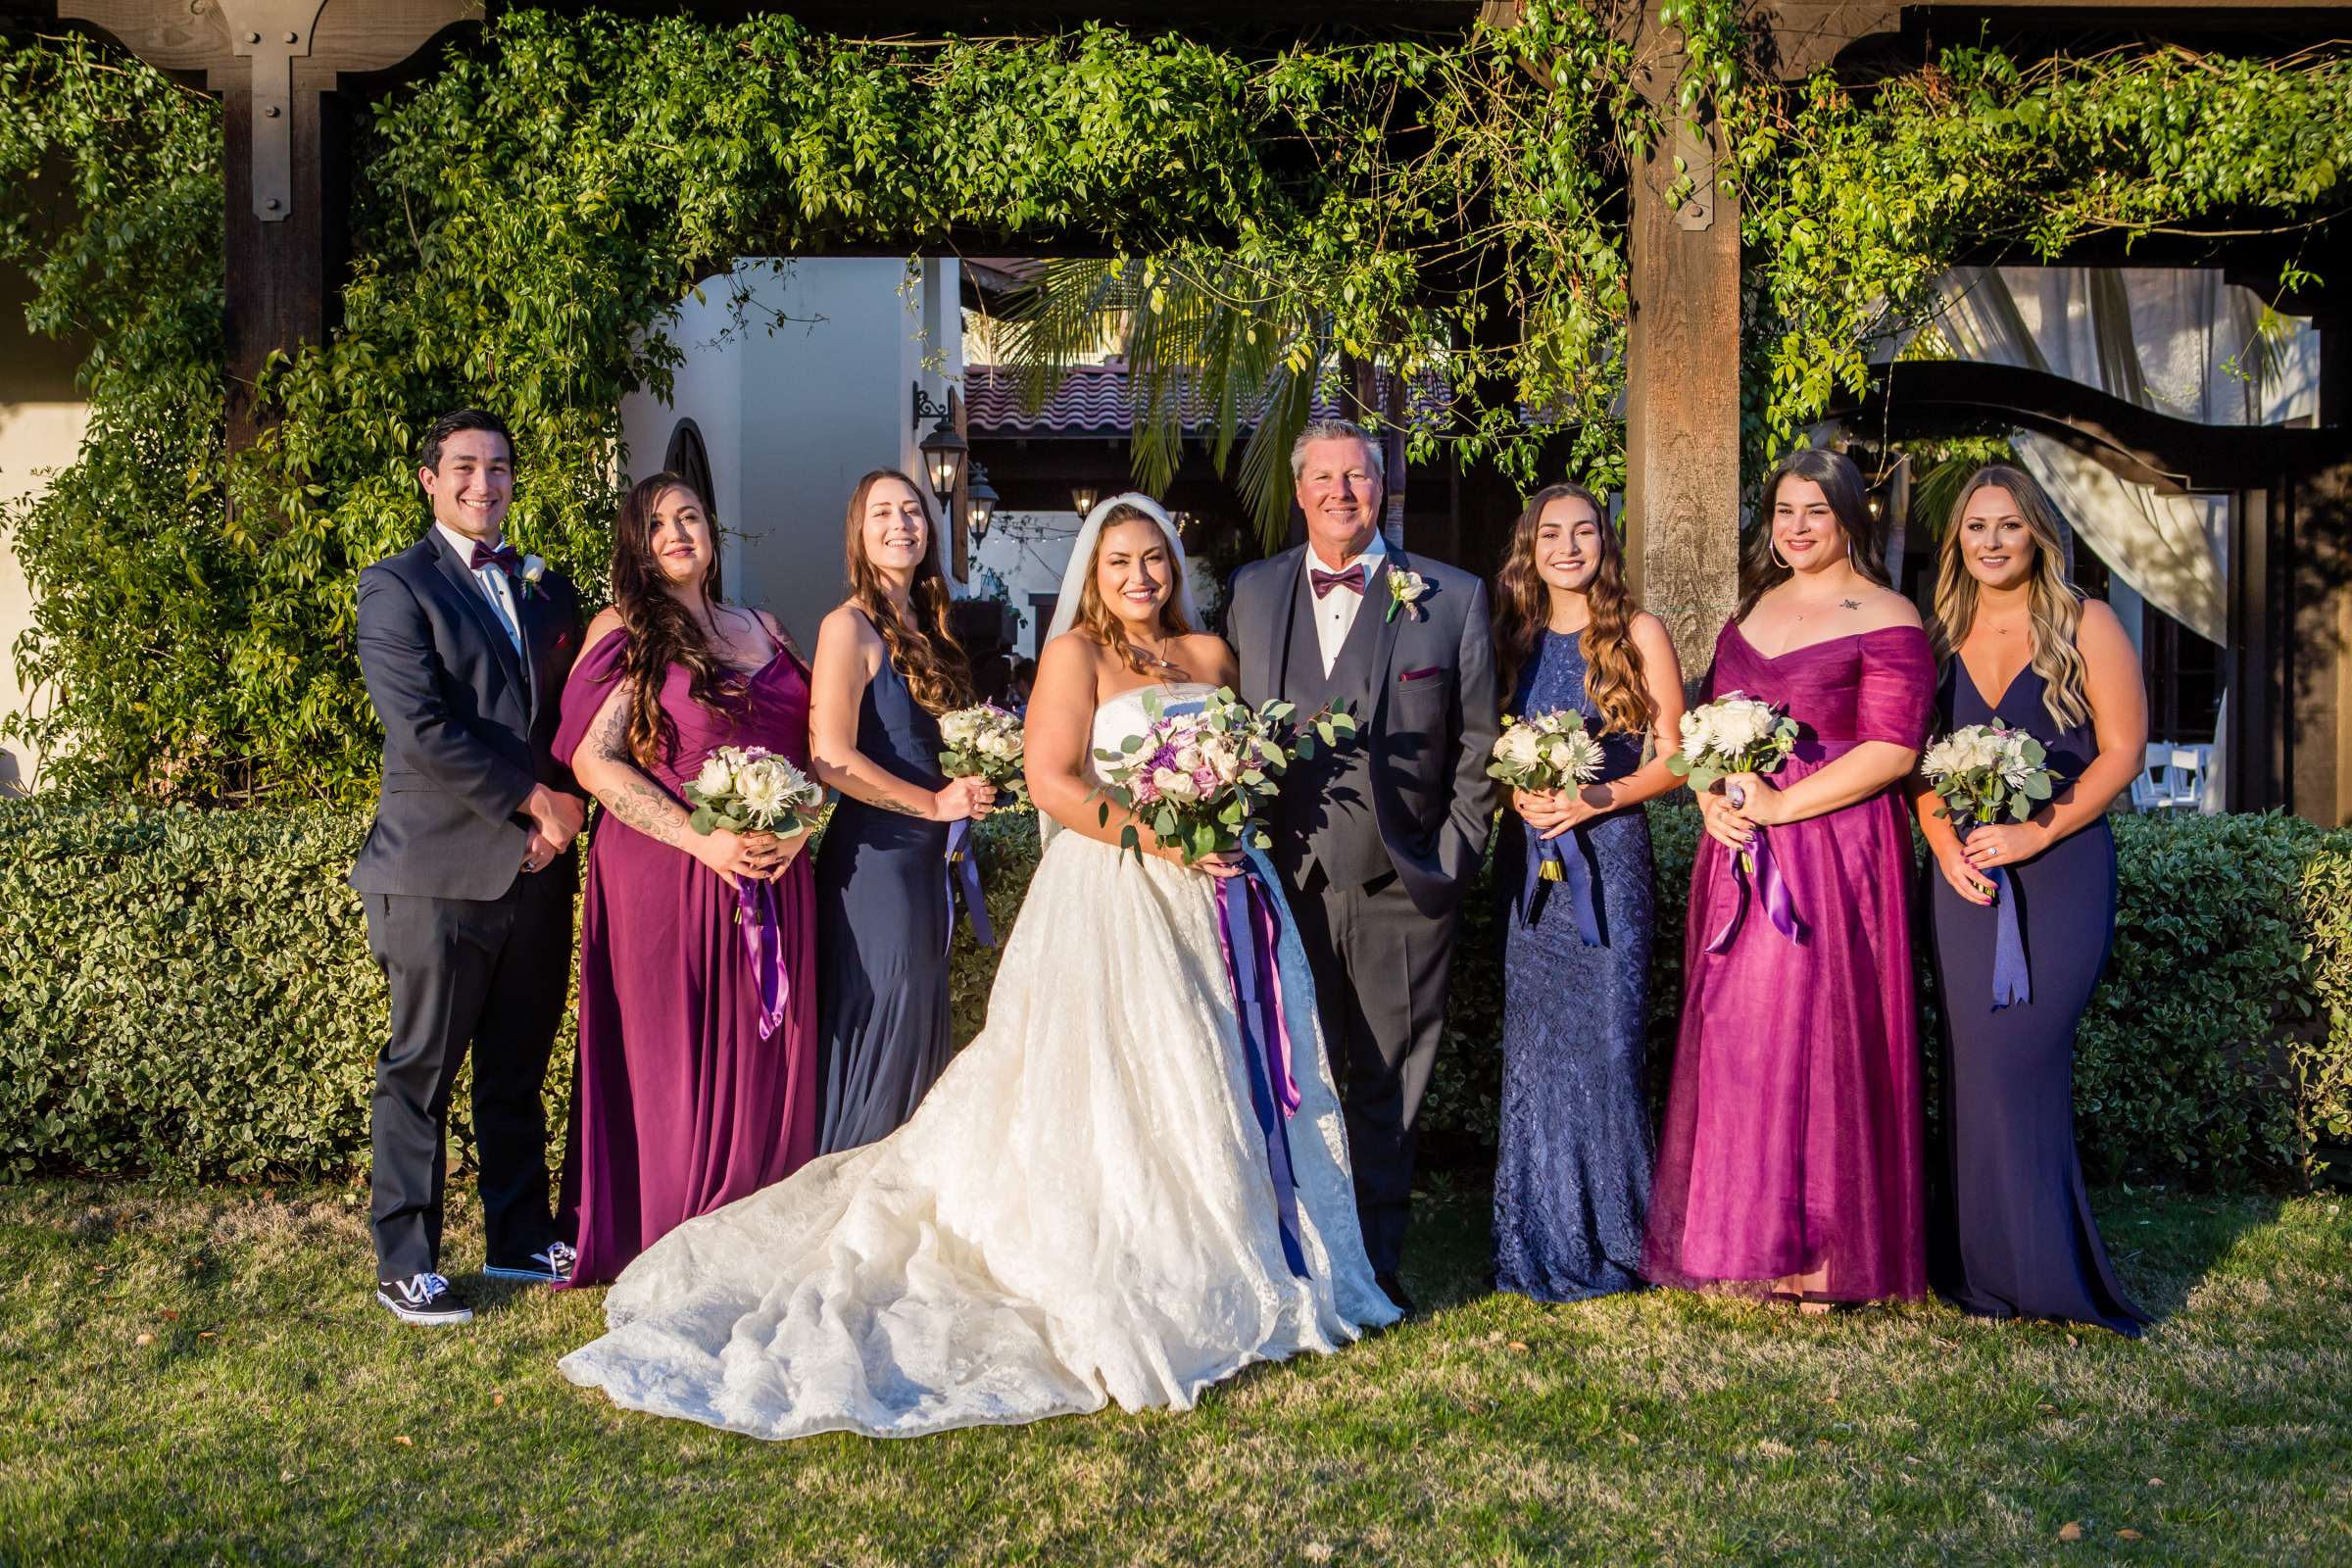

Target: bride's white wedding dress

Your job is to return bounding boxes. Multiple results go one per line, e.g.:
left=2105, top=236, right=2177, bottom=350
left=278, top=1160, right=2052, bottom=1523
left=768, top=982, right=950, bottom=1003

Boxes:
left=559, top=682, right=1397, bottom=1440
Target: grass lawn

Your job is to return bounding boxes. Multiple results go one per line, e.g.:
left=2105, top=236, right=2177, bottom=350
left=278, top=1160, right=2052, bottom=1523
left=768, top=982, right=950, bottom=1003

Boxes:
left=0, top=1178, right=2346, bottom=1566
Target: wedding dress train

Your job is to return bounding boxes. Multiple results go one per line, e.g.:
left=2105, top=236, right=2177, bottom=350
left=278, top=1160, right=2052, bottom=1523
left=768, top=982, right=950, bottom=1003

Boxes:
left=559, top=683, right=1397, bottom=1439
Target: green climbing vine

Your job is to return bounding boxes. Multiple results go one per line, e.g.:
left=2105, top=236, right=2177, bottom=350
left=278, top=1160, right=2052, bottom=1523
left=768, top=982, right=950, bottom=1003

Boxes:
left=0, top=7, right=2345, bottom=803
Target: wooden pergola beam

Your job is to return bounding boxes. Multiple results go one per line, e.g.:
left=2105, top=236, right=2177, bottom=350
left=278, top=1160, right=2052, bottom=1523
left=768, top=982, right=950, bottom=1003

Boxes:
left=53, top=0, right=479, bottom=446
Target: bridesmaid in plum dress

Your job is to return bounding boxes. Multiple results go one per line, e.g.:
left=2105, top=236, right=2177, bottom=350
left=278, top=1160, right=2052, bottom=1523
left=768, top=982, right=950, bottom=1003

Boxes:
left=1643, top=449, right=1936, bottom=1308
left=553, top=472, right=818, bottom=1287
left=1914, top=465, right=2149, bottom=1336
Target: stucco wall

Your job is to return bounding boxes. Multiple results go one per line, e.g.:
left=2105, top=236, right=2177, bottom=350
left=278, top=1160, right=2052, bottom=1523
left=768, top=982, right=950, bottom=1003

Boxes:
left=0, top=264, right=88, bottom=795
left=619, top=258, right=962, bottom=653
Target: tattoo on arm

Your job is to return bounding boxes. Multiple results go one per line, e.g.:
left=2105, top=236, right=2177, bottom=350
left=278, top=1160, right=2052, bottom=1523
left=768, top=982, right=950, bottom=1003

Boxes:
left=872, top=795, right=927, bottom=816
left=587, top=696, right=688, bottom=847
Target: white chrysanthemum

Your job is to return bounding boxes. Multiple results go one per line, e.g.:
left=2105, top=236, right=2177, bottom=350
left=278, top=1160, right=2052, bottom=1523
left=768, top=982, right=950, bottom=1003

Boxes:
left=693, top=753, right=735, bottom=797
left=735, top=760, right=792, bottom=820
left=1557, top=729, right=1606, bottom=784
left=1495, top=724, right=1544, bottom=770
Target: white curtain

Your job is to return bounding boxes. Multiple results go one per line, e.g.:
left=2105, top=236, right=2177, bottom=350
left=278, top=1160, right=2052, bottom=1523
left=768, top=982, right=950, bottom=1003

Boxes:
left=1922, top=267, right=2321, bottom=809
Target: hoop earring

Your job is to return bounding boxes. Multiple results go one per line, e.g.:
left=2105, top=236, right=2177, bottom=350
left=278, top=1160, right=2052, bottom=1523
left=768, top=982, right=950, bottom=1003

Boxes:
left=1769, top=537, right=1791, bottom=571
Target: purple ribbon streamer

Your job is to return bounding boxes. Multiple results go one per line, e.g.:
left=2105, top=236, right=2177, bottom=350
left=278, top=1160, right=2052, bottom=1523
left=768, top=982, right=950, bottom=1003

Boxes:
left=943, top=818, right=995, bottom=955
left=735, top=875, right=789, bottom=1041
left=1960, top=822, right=2033, bottom=1009
left=1705, top=783, right=1806, bottom=954
left=1214, top=864, right=1307, bottom=1279
left=1519, top=826, right=1602, bottom=946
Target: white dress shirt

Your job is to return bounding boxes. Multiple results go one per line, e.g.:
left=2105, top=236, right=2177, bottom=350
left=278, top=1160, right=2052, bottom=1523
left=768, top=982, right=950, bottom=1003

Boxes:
left=436, top=521, right=523, bottom=656
left=1307, top=529, right=1388, bottom=677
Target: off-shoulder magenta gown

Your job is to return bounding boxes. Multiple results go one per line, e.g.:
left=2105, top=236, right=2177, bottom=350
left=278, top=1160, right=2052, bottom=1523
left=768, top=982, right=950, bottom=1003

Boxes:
left=551, top=628, right=819, bottom=1287
left=1643, top=622, right=1936, bottom=1302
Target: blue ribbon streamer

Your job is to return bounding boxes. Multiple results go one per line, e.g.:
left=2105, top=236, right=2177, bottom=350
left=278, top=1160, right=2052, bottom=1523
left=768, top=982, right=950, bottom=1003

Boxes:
left=1961, top=823, right=2033, bottom=1009
left=1519, top=826, right=1602, bottom=947
left=943, top=818, right=995, bottom=955
left=1216, top=866, right=1308, bottom=1281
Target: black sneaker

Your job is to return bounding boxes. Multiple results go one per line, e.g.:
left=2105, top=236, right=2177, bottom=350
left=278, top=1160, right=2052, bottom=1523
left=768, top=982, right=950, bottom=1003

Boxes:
left=483, top=1241, right=576, bottom=1286
left=377, top=1271, right=474, bottom=1325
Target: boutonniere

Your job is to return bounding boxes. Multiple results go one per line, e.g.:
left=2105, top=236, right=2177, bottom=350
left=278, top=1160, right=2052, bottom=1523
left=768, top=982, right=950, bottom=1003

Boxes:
left=518, top=555, right=548, bottom=601
left=1385, top=568, right=1430, bottom=623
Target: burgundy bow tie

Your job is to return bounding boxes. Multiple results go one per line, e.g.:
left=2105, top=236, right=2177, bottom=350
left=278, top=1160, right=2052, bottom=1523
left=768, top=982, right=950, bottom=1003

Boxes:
left=468, top=541, right=523, bottom=578
left=1310, top=564, right=1367, bottom=599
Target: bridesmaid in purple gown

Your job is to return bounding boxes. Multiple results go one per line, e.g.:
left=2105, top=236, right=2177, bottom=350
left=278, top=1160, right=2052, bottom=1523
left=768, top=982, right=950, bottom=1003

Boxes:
left=1643, top=449, right=1936, bottom=1308
left=552, top=472, right=818, bottom=1287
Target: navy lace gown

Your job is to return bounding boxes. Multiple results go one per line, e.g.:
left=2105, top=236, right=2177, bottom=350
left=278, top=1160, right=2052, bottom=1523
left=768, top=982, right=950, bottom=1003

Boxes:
left=1926, top=654, right=2148, bottom=1336
left=1493, top=630, right=1656, bottom=1301
left=812, top=613, right=956, bottom=1155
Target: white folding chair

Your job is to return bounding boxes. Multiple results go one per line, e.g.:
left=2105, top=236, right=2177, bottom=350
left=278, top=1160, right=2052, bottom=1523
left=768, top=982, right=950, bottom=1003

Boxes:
left=2171, top=746, right=2209, bottom=812
left=2132, top=742, right=2175, bottom=811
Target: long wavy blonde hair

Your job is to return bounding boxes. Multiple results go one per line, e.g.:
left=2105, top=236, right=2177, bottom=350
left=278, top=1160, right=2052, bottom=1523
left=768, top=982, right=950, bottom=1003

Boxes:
left=843, top=468, right=974, bottom=715
left=1930, top=463, right=2091, bottom=730
left=1492, top=482, right=1654, bottom=737
left=1074, top=502, right=1195, bottom=672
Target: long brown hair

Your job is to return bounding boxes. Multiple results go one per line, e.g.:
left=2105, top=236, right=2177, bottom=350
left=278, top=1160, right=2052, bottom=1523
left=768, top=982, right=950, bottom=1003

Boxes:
left=1493, top=483, right=1654, bottom=737
left=1736, top=448, right=1889, bottom=620
left=611, top=471, right=746, bottom=769
left=1930, top=463, right=2092, bottom=730
left=1075, top=502, right=1196, bottom=674
left=844, top=468, right=973, bottom=715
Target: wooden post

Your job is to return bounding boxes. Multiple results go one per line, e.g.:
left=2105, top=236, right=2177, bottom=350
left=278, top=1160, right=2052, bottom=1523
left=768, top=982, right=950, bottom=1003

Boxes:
left=1622, top=10, right=1743, bottom=673
left=57, top=0, right=477, bottom=450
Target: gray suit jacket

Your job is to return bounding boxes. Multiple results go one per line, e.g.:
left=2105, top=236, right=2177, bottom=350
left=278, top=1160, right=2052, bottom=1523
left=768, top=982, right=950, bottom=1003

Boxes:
left=1230, top=543, right=1500, bottom=916
left=349, top=531, right=583, bottom=901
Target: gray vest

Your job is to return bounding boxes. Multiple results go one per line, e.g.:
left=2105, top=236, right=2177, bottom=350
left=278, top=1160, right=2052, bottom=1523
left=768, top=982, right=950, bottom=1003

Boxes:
left=1274, top=567, right=1391, bottom=889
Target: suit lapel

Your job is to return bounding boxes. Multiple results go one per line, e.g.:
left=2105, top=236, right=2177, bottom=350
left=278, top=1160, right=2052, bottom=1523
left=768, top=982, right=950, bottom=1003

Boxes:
left=1365, top=548, right=1408, bottom=724
left=1271, top=545, right=1307, bottom=698
left=427, top=530, right=528, bottom=700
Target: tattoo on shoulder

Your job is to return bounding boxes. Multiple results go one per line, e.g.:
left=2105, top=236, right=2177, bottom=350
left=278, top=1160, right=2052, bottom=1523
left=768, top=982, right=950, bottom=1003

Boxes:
left=1839, top=599, right=1862, bottom=611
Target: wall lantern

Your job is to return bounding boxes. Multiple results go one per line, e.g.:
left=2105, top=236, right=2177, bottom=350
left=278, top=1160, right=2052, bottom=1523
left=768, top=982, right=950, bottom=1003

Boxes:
left=965, top=464, right=999, bottom=543
left=912, top=381, right=967, bottom=507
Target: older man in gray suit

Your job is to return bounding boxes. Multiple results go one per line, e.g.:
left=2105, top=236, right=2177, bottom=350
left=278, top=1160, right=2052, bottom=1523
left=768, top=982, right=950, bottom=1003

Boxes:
left=1229, top=419, right=1500, bottom=1310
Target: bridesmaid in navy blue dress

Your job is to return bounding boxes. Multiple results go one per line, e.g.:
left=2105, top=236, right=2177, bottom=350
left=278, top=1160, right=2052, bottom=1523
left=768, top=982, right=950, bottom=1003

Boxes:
left=1489, top=484, right=1687, bottom=1300
left=808, top=470, right=995, bottom=1154
left=1913, top=464, right=2150, bottom=1337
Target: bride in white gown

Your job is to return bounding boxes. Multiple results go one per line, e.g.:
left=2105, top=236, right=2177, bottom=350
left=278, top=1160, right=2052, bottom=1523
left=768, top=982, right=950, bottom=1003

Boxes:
left=559, top=494, right=1397, bottom=1440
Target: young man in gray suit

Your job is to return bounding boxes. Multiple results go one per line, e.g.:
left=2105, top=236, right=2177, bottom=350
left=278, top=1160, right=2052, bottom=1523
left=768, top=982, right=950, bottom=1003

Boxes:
left=350, top=410, right=586, bottom=1324
left=1228, top=420, right=1500, bottom=1312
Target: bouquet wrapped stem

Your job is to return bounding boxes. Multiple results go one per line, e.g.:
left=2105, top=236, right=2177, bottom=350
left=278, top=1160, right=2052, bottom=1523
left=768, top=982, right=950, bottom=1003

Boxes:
left=1487, top=710, right=1608, bottom=943
left=1922, top=719, right=2057, bottom=1008
left=683, top=747, right=826, bottom=1039
left=937, top=703, right=1030, bottom=953
left=1668, top=693, right=1806, bottom=951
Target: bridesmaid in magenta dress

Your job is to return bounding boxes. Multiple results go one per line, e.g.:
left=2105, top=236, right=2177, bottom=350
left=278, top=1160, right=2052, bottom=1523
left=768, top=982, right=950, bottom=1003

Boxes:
left=1643, top=449, right=1936, bottom=1307
left=552, top=472, right=819, bottom=1287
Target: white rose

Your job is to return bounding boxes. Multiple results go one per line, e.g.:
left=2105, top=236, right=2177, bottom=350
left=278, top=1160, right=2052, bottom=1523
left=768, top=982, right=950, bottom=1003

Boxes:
left=1496, top=725, right=1543, bottom=769
left=1201, top=735, right=1246, bottom=784
left=693, top=754, right=735, bottom=797
left=939, top=710, right=980, bottom=747
left=1152, top=766, right=1200, bottom=804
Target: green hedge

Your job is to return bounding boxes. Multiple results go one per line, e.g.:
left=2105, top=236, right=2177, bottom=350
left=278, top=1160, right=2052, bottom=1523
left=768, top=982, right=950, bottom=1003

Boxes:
left=3, top=799, right=2346, bottom=1187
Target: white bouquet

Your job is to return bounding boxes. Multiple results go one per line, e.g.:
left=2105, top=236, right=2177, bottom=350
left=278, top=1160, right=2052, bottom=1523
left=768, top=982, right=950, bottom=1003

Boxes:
left=1095, top=688, right=1354, bottom=864
left=1667, top=692, right=1799, bottom=793
left=1487, top=710, right=1606, bottom=794
left=1921, top=719, right=2054, bottom=830
left=938, top=702, right=1030, bottom=808
left=683, top=745, right=824, bottom=838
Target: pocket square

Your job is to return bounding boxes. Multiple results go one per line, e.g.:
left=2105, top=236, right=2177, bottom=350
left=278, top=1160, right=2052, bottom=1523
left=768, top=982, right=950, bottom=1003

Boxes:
left=1397, top=664, right=1444, bottom=685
